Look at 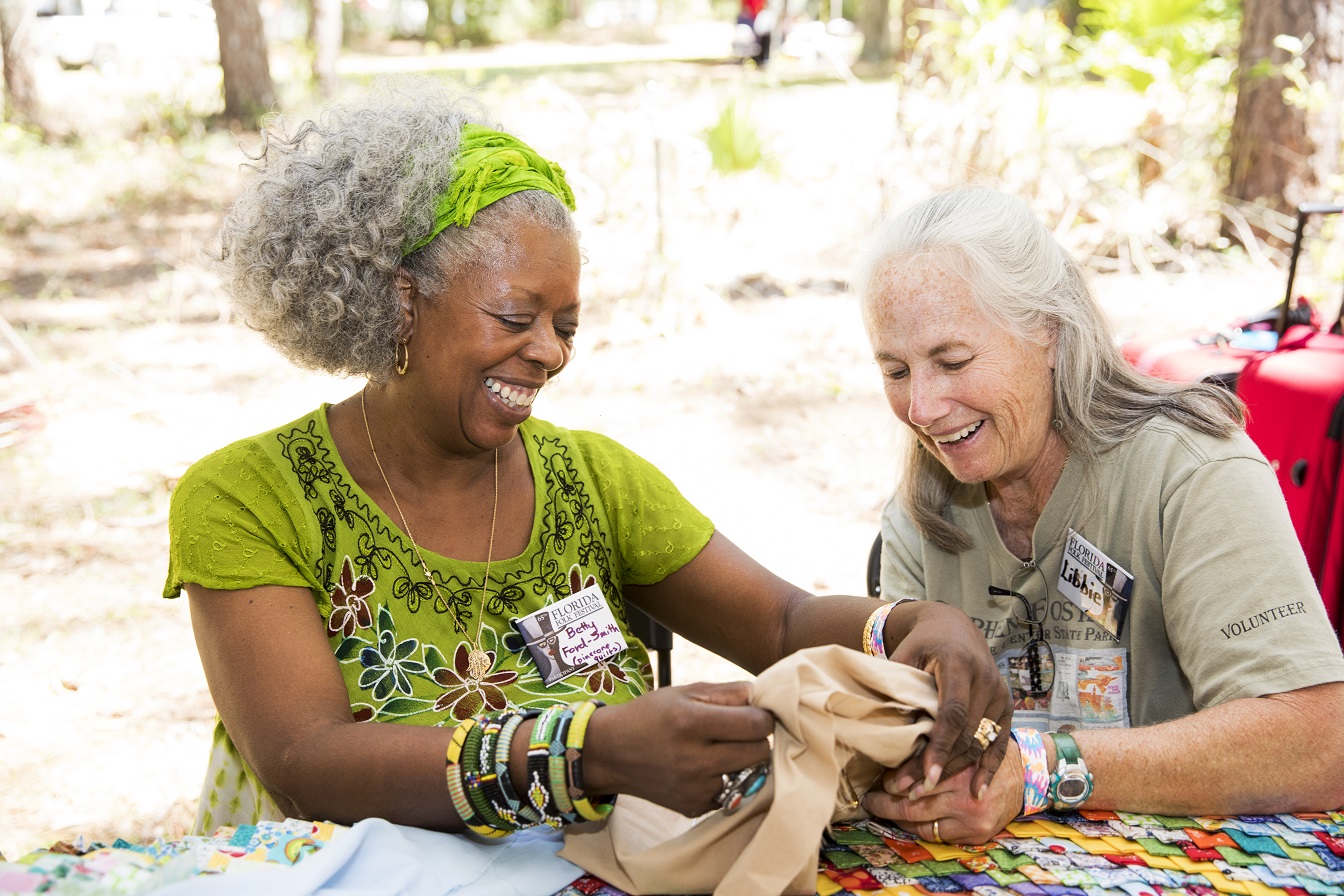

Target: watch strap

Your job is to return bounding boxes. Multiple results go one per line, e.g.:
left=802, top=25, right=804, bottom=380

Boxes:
left=1049, top=730, right=1084, bottom=765
left=1046, top=730, right=1093, bottom=810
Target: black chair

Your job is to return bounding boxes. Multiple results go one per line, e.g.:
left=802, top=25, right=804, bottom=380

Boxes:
left=866, top=532, right=883, bottom=598
left=627, top=605, right=674, bottom=688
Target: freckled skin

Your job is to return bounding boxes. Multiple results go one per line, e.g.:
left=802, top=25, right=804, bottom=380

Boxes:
left=864, top=255, right=1067, bottom=526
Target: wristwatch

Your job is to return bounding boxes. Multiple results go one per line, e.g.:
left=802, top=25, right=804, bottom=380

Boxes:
left=1047, top=731, right=1093, bottom=810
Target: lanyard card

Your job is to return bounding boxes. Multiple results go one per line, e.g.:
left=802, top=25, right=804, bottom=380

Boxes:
left=512, top=583, right=628, bottom=686
left=1058, top=528, right=1134, bottom=639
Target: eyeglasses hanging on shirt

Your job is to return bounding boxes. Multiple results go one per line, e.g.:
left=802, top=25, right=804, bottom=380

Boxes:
left=989, top=569, right=1056, bottom=699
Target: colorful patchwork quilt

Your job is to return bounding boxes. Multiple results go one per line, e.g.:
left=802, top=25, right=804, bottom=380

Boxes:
left=4, top=811, right=1342, bottom=895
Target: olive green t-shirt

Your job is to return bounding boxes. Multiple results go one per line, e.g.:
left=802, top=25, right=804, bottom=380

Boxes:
left=165, top=408, right=713, bottom=832
left=880, top=417, right=1344, bottom=732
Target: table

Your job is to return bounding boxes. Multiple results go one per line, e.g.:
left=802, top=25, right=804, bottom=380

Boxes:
left=4, top=810, right=1342, bottom=895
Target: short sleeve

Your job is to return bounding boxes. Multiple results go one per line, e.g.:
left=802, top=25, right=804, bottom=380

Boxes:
left=574, top=431, right=714, bottom=586
left=1159, top=449, right=1344, bottom=707
left=879, top=495, right=928, bottom=602
left=163, top=440, right=324, bottom=599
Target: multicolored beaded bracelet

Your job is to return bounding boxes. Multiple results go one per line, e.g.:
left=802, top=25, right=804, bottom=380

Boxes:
left=526, top=705, right=570, bottom=828
left=494, top=710, right=542, bottom=826
left=1010, top=727, right=1050, bottom=816
left=862, top=598, right=918, bottom=658
left=566, top=699, right=615, bottom=822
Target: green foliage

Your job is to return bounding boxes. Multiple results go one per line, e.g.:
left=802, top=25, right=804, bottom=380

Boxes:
left=703, top=97, right=772, bottom=175
left=1073, top=0, right=1240, bottom=92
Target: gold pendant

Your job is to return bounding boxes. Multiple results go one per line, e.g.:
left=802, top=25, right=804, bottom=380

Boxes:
left=466, top=647, right=491, bottom=681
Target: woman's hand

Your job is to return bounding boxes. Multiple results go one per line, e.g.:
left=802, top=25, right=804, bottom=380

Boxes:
left=580, top=680, right=775, bottom=817
left=886, top=601, right=1012, bottom=799
left=863, top=737, right=1025, bottom=846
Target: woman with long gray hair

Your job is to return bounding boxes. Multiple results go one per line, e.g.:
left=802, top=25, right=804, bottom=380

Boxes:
left=859, top=187, right=1344, bottom=844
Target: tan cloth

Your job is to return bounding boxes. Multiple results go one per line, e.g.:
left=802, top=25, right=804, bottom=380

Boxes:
left=559, top=644, right=940, bottom=895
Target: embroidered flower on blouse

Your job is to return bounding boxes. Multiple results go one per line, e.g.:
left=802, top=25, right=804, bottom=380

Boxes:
left=433, top=641, right=518, bottom=720
left=585, top=660, right=630, bottom=695
left=358, top=629, right=427, bottom=700
left=328, top=557, right=375, bottom=638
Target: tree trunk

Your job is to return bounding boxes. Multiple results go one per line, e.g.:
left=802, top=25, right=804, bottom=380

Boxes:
left=213, top=0, right=275, bottom=126
left=1226, top=0, right=1343, bottom=226
left=857, top=0, right=892, bottom=67
left=309, top=0, right=341, bottom=97
left=0, top=0, right=45, bottom=131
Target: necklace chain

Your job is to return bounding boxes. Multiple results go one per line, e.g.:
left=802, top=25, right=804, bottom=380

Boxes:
left=360, top=389, right=498, bottom=680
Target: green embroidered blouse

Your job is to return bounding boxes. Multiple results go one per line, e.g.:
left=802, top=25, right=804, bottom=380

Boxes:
left=164, top=407, right=714, bottom=832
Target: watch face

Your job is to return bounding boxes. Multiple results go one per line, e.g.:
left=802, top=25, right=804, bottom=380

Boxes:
left=1057, top=777, right=1089, bottom=801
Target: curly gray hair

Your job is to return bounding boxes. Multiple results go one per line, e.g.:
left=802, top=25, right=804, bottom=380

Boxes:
left=215, top=79, right=577, bottom=380
left=858, top=188, right=1244, bottom=553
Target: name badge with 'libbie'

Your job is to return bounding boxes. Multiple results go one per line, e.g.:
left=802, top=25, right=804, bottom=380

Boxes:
left=1058, top=528, right=1134, bottom=639
left=512, top=583, right=629, bottom=686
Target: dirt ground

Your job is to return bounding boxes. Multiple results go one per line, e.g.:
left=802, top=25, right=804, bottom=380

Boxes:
left=0, top=44, right=1296, bottom=860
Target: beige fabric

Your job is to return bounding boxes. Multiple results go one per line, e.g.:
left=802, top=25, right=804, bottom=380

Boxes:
left=559, top=644, right=939, bottom=895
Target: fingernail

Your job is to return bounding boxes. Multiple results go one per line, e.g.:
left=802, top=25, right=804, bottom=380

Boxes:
left=908, top=782, right=925, bottom=800
left=892, top=774, right=915, bottom=794
left=924, top=764, right=943, bottom=790
left=976, top=783, right=988, bottom=800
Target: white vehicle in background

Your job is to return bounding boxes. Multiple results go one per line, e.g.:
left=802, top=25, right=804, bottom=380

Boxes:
left=33, top=0, right=219, bottom=72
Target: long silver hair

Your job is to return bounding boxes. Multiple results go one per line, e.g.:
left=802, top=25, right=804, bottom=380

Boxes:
left=857, top=188, right=1243, bottom=552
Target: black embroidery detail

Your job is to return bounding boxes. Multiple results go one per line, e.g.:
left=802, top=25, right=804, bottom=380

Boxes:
left=272, top=424, right=629, bottom=631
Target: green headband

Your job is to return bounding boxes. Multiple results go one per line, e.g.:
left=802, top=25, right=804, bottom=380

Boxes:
left=403, top=123, right=577, bottom=257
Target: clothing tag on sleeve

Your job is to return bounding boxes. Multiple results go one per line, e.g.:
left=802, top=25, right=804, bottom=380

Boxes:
left=1058, top=528, right=1134, bottom=639
left=512, top=583, right=628, bottom=686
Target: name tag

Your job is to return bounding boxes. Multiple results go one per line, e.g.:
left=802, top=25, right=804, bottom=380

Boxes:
left=512, top=583, right=629, bottom=686
left=1058, top=529, right=1134, bottom=639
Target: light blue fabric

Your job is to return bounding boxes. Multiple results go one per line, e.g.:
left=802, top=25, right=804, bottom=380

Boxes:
left=155, top=819, right=583, bottom=896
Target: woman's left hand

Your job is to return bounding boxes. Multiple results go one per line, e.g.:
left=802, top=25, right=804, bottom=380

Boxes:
left=863, top=738, right=1025, bottom=846
left=886, top=601, right=1013, bottom=798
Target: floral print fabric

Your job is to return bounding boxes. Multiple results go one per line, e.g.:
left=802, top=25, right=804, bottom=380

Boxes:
left=165, top=408, right=713, bottom=832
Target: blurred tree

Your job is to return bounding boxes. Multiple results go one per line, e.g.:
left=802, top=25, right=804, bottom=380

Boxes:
left=214, top=0, right=276, bottom=126
left=0, top=0, right=48, bottom=132
left=309, top=0, right=341, bottom=97
left=425, top=0, right=452, bottom=43
left=857, top=0, right=893, bottom=66
left=1226, top=0, right=1343, bottom=223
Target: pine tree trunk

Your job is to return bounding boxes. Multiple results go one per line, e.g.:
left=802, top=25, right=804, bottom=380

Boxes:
left=0, top=0, right=45, bottom=131
left=310, top=0, right=341, bottom=98
left=213, top=0, right=275, bottom=126
left=1226, top=0, right=1343, bottom=225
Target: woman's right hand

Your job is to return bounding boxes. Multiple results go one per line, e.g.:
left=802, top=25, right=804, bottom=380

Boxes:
left=579, top=680, right=774, bottom=817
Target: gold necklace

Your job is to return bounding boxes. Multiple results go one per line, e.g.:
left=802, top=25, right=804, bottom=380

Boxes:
left=360, top=390, right=499, bottom=681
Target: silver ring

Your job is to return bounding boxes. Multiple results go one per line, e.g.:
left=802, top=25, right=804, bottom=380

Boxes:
left=715, top=762, right=770, bottom=814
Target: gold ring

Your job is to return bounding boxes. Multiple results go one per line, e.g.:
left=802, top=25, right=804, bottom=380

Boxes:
left=973, top=717, right=1001, bottom=749
left=931, top=819, right=942, bottom=843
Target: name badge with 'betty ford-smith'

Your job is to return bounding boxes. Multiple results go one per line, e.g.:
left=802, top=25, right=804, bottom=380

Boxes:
left=1058, top=529, right=1134, bottom=639
left=512, top=583, right=629, bottom=686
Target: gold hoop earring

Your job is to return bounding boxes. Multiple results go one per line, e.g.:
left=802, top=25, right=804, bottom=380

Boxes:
left=395, top=341, right=410, bottom=376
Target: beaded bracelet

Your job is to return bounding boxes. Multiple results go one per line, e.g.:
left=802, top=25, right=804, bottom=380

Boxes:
left=548, top=709, right=578, bottom=819
left=460, top=717, right=513, bottom=837
left=446, top=717, right=507, bottom=837
left=526, top=705, right=570, bottom=828
left=494, top=710, right=542, bottom=826
left=1010, top=727, right=1050, bottom=816
left=566, top=699, right=616, bottom=822
left=470, top=714, right=520, bottom=834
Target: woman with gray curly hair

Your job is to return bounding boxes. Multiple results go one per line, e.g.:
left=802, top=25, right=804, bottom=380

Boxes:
left=163, top=82, right=1011, bottom=845
left=857, top=187, right=1344, bottom=844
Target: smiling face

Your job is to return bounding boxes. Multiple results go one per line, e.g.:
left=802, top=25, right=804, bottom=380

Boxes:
left=404, top=220, right=581, bottom=455
left=865, top=254, right=1062, bottom=493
